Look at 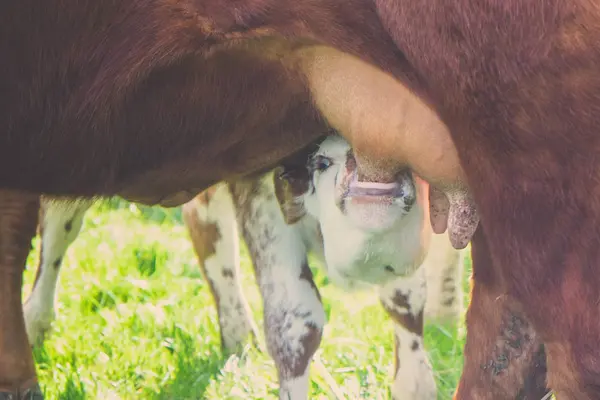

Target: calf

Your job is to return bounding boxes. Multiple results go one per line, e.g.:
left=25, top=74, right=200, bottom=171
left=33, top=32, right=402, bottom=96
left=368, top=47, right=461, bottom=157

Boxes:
left=24, top=136, right=465, bottom=399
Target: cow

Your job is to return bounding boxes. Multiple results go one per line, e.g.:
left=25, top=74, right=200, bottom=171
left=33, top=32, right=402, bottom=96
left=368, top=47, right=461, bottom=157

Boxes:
left=24, top=136, right=465, bottom=399
left=2, top=0, right=598, bottom=399
left=0, top=3, right=474, bottom=397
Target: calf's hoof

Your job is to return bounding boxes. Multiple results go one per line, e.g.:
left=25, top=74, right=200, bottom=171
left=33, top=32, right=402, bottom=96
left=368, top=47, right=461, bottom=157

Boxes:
left=23, top=307, right=55, bottom=347
left=0, top=383, right=44, bottom=400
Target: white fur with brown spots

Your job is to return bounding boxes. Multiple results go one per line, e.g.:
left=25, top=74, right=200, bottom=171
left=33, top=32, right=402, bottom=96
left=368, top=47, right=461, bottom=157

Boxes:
left=24, top=136, right=465, bottom=400
left=24, top=199, right=93, bottom=346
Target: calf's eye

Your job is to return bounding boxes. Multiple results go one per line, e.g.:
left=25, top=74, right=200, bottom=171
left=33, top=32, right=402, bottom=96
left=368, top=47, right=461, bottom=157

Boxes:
left=311, top=155, right=332, bottom=171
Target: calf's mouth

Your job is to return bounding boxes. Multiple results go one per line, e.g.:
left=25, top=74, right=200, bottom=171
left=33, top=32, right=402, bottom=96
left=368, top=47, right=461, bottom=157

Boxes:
left=336, top=150, right=478, bottom=249
left=335, top=151, right=416, bottom=231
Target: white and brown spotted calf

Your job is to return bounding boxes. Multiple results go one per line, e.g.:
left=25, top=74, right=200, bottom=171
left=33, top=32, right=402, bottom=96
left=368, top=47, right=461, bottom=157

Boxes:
left=24, top=136, right=465, bottom=400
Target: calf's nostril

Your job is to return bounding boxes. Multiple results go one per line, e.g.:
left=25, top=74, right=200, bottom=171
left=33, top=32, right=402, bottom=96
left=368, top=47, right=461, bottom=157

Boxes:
left=385, top=265, right=395, bottom=273
left=404, top=194, right=415, bottom=206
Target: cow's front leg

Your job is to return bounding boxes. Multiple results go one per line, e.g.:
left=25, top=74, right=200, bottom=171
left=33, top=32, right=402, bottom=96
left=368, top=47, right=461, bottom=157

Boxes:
left=183, top=184, right=259, bottom=353
left=0, top=190, right=43, bottom=399
left=379, top=267, right=436, bottom=400
left=230, top=179, right=325, bottom=400
left=23, top=199, right=92, bottom=346
left=455, top=228, right=548, bottom=400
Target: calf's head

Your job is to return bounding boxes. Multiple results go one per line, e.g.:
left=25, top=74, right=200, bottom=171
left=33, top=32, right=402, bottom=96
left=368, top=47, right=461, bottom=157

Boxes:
left=302, top=45, right=478, bottom=249
left=275, top=135, right=431, bottom=289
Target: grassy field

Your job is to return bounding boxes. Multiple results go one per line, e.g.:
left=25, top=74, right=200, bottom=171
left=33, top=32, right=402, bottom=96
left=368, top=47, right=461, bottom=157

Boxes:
left=22, top=200, right=472, bottom=400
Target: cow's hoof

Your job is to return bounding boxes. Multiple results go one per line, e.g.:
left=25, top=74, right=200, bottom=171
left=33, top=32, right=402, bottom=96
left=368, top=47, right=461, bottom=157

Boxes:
left=0, top=383, right=44, bottom=400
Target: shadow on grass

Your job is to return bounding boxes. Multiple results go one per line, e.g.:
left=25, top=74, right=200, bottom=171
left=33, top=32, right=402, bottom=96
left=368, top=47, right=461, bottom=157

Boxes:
left=154, top=325, right=230, bottom=400
left=33, top=324, right=237, bottom=400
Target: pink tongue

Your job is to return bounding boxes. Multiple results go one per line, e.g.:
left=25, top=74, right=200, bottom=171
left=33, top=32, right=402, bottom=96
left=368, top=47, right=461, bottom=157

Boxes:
left=429, top=187, right=479, bottom=249
left=351, top=157, right=479, bottom=250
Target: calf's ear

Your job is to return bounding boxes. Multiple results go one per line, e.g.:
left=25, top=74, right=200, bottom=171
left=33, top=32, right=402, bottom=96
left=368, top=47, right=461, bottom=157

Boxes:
left=273, top=166, right=310, bottom=225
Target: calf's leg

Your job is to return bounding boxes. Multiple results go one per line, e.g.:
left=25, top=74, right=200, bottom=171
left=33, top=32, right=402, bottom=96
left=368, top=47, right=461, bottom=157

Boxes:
left=230, top=178, right=325, bottom=400
left=23, top=199, right=92, bottom=346
left=455, top=228, right=549, bottom=400
left=423, top=233, right=465, bottom=325
left=379, top=267, right=436, bottom=400
left=0, top=190, right=43, bottom=399
left=182, top=184, right=258, bottom=353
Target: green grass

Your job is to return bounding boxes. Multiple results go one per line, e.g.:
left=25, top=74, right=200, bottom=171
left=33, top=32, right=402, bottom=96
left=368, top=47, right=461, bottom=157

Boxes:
left=22, top=200, right=472, bottom=400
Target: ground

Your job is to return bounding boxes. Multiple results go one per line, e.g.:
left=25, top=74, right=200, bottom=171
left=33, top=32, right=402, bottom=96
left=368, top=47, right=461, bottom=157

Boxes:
left=23, top=200, right=470, bottom=400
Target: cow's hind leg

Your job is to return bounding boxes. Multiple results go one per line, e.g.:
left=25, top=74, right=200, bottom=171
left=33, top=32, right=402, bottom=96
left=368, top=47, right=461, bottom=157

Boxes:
left=23, top=199, right=92, bottom=346
left=380, top=267, right=436, bottom=400
left=0, top=190, right=43, bottom=399
left=455, top=228, right=548, bottom=400
left=183, top=184, right=259, bottom=353
left=230, top=178, right=325, bottom=400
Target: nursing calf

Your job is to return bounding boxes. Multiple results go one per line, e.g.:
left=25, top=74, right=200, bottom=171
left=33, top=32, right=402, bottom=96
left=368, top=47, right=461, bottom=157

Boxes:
left=25, top=136, right=465, bottom=399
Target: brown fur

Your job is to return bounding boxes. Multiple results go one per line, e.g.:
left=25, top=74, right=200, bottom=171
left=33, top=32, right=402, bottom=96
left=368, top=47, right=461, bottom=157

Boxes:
left=182, top=190, right=221, bottom=263
left=458, top=228, right=549, bottom=399
left=0, top=0, right=408, bottom=201
left=3, top=0, right=600, bottom=397
left=0, top=191, right=40, bottom=392
left=371, top=2, right=600, bottom=397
